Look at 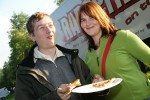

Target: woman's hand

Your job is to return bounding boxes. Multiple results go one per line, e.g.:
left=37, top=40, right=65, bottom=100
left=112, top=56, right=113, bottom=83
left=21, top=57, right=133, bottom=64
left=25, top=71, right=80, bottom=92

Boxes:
left=92, top=74, right=108, bottom=95
left=57, top=84, right=71, bottom=100
left=92, top=74, right=104, bottom=83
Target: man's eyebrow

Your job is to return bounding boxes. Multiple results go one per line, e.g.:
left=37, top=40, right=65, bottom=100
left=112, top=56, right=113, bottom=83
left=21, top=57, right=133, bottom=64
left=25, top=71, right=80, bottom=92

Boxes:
left=37, top=24, right=43, bottom=27
left=48, top=22, right=54, bottom=24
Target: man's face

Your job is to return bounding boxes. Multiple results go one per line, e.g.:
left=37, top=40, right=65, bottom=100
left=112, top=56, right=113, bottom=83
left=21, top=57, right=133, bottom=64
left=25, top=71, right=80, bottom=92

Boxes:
left=30, top=16, right=56, bottom=49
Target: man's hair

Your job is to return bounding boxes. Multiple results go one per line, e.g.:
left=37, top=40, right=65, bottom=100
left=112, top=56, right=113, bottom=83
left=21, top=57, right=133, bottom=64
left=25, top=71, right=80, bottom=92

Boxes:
left=26, top=12, right=51, bottom=34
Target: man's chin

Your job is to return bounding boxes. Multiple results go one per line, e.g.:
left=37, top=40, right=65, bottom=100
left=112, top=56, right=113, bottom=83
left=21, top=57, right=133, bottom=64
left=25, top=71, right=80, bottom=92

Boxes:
left=49, top=44, right=56, bottom=48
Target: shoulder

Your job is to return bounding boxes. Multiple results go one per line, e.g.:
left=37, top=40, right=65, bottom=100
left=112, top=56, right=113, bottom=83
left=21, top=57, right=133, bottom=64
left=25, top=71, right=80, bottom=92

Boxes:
left=116, top=30, right=136, bottom=37
left=116, top=30, right=128, bottom=36
left=56, top=44, right=79, bottom=55
left=115, top=30, right=142, bottom=48
left=115, top=29, right=137, bottom=41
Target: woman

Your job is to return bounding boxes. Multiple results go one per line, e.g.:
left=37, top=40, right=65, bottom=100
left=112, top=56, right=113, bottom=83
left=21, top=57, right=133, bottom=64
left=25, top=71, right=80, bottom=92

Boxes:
left=78, top=1, right=150, bottom=100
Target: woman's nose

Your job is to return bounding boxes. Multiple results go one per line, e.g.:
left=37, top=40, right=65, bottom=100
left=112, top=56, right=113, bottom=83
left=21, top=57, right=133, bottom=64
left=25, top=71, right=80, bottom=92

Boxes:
left=85, top=20, right=91, bottom=26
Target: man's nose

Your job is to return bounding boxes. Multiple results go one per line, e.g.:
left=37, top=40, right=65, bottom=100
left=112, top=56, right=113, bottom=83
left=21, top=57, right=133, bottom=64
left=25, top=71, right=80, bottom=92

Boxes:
left=46, top=26, right=52, bottom=33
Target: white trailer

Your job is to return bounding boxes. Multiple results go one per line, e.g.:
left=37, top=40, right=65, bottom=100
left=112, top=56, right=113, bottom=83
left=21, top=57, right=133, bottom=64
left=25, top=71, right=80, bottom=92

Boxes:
left=51, top=0, right=150, bottom=59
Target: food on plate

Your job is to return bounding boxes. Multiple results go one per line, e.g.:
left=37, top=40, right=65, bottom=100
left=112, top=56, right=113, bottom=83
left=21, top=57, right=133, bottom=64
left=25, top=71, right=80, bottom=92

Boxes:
left=92, top=78, right=113, bottom=87
left=69, top=79, right=81, bottom=91
left=69, top=79, right=81, bottom=87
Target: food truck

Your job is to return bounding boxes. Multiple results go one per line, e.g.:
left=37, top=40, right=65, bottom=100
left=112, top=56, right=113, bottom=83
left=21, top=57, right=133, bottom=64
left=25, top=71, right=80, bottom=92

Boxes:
left=51, top=0, right=150, bottom=59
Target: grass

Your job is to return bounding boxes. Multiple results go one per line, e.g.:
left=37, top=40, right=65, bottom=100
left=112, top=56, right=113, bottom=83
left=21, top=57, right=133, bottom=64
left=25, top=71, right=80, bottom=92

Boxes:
left=4, top=93, right=15, bottom=100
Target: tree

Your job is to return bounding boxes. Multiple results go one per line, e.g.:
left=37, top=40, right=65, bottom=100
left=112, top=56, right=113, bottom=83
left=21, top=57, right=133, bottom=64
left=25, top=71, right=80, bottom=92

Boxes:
left=0, top=68, right=3, bottom=81
left=54, top=0, right=64, bottom=6
left=0, top=62, right=9, bottom=88
left=0, top=12, right=34, bottom=89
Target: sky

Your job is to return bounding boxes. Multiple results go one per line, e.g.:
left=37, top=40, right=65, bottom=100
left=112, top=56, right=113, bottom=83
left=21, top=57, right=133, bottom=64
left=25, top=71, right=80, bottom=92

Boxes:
left=0, top=0, right=58, bottom=68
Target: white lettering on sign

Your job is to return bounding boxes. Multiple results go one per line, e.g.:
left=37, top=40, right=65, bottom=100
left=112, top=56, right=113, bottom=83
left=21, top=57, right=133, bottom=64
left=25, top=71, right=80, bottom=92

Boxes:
left=58, top=5, right=81, bottom=45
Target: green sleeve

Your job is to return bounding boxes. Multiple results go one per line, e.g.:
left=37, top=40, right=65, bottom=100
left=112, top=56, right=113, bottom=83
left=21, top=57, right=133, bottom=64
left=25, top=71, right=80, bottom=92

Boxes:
left=125, top=30, right=150, bottom=66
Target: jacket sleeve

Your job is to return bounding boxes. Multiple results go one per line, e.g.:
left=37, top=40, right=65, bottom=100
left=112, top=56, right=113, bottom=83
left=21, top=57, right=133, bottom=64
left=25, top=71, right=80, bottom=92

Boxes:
left=15, top=73, right=61, bottom=100
left=37, top=90, right=61, bottom=100
left=72, top=56, right=92, bottom=84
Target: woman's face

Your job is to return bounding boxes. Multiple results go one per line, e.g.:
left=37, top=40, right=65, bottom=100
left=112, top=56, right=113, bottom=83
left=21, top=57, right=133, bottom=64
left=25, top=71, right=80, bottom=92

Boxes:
left=80, top=12, right=101, bottom=37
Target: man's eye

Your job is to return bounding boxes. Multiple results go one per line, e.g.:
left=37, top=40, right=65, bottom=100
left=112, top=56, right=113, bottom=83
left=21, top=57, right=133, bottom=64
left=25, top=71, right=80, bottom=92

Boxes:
left=48, top=24, right=54, bottom=27
left=48, top=25, right=52, bottom=27
left=38, top=26, right=44, bottom=30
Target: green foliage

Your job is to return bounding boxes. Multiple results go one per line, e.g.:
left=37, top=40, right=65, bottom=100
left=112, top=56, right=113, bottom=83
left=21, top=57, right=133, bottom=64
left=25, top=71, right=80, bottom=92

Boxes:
left=0, top=12, right=34, bottom=89
left=0, top=68, right=3, bottom=80
left=0, top=69, right=2, bottom=76
left=54, top=0, right=64, bottom=6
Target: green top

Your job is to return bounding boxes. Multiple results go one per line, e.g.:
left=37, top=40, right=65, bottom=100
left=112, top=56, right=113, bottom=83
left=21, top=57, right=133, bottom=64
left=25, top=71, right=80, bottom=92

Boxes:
left=85, top=30, right=150, bottom=100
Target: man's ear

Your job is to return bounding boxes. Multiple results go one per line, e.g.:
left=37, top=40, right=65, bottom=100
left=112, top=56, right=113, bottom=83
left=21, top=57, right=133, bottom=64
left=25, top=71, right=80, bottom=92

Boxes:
left=28, top=33, right=35, bottom=42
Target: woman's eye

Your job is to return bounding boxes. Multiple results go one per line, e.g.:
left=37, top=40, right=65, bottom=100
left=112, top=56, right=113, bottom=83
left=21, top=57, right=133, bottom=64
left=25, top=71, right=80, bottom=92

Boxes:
left=89, top=17, right=94, bottom=20
left=81, top=19, right=85, bottom=22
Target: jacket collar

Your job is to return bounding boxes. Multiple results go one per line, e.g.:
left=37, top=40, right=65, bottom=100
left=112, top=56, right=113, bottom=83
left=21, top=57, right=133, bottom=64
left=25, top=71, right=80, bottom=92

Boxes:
left=19, top=44, right=79, bottom=68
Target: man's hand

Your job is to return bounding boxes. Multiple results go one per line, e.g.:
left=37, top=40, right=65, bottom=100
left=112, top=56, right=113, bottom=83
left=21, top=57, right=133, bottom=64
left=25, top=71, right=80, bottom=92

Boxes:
left=57, top=84, right=71, bottom=100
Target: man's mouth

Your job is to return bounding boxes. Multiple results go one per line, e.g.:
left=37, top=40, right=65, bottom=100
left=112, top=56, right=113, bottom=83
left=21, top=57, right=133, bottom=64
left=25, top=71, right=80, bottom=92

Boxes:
left=47, top=36, right=53, bottom=39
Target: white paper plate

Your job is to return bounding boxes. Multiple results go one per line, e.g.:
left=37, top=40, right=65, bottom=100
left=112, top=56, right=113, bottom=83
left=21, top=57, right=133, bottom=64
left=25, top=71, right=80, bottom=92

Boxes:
left=72, top=78, right=122, bottom=93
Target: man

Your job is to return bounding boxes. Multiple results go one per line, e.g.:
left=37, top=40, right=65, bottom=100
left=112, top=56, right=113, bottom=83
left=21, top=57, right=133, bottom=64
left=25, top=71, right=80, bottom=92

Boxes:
left=15, top=12, right=105, bottom=100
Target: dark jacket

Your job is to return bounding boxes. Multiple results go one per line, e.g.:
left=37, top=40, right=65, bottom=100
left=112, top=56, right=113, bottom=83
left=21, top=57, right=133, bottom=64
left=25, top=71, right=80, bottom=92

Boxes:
left=15, top=44, right=105, bottom=100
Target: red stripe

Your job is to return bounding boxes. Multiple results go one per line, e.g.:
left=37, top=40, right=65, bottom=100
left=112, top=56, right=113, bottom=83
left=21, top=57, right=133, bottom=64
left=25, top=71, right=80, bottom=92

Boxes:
left=101, top=35, right=114, bottom=78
